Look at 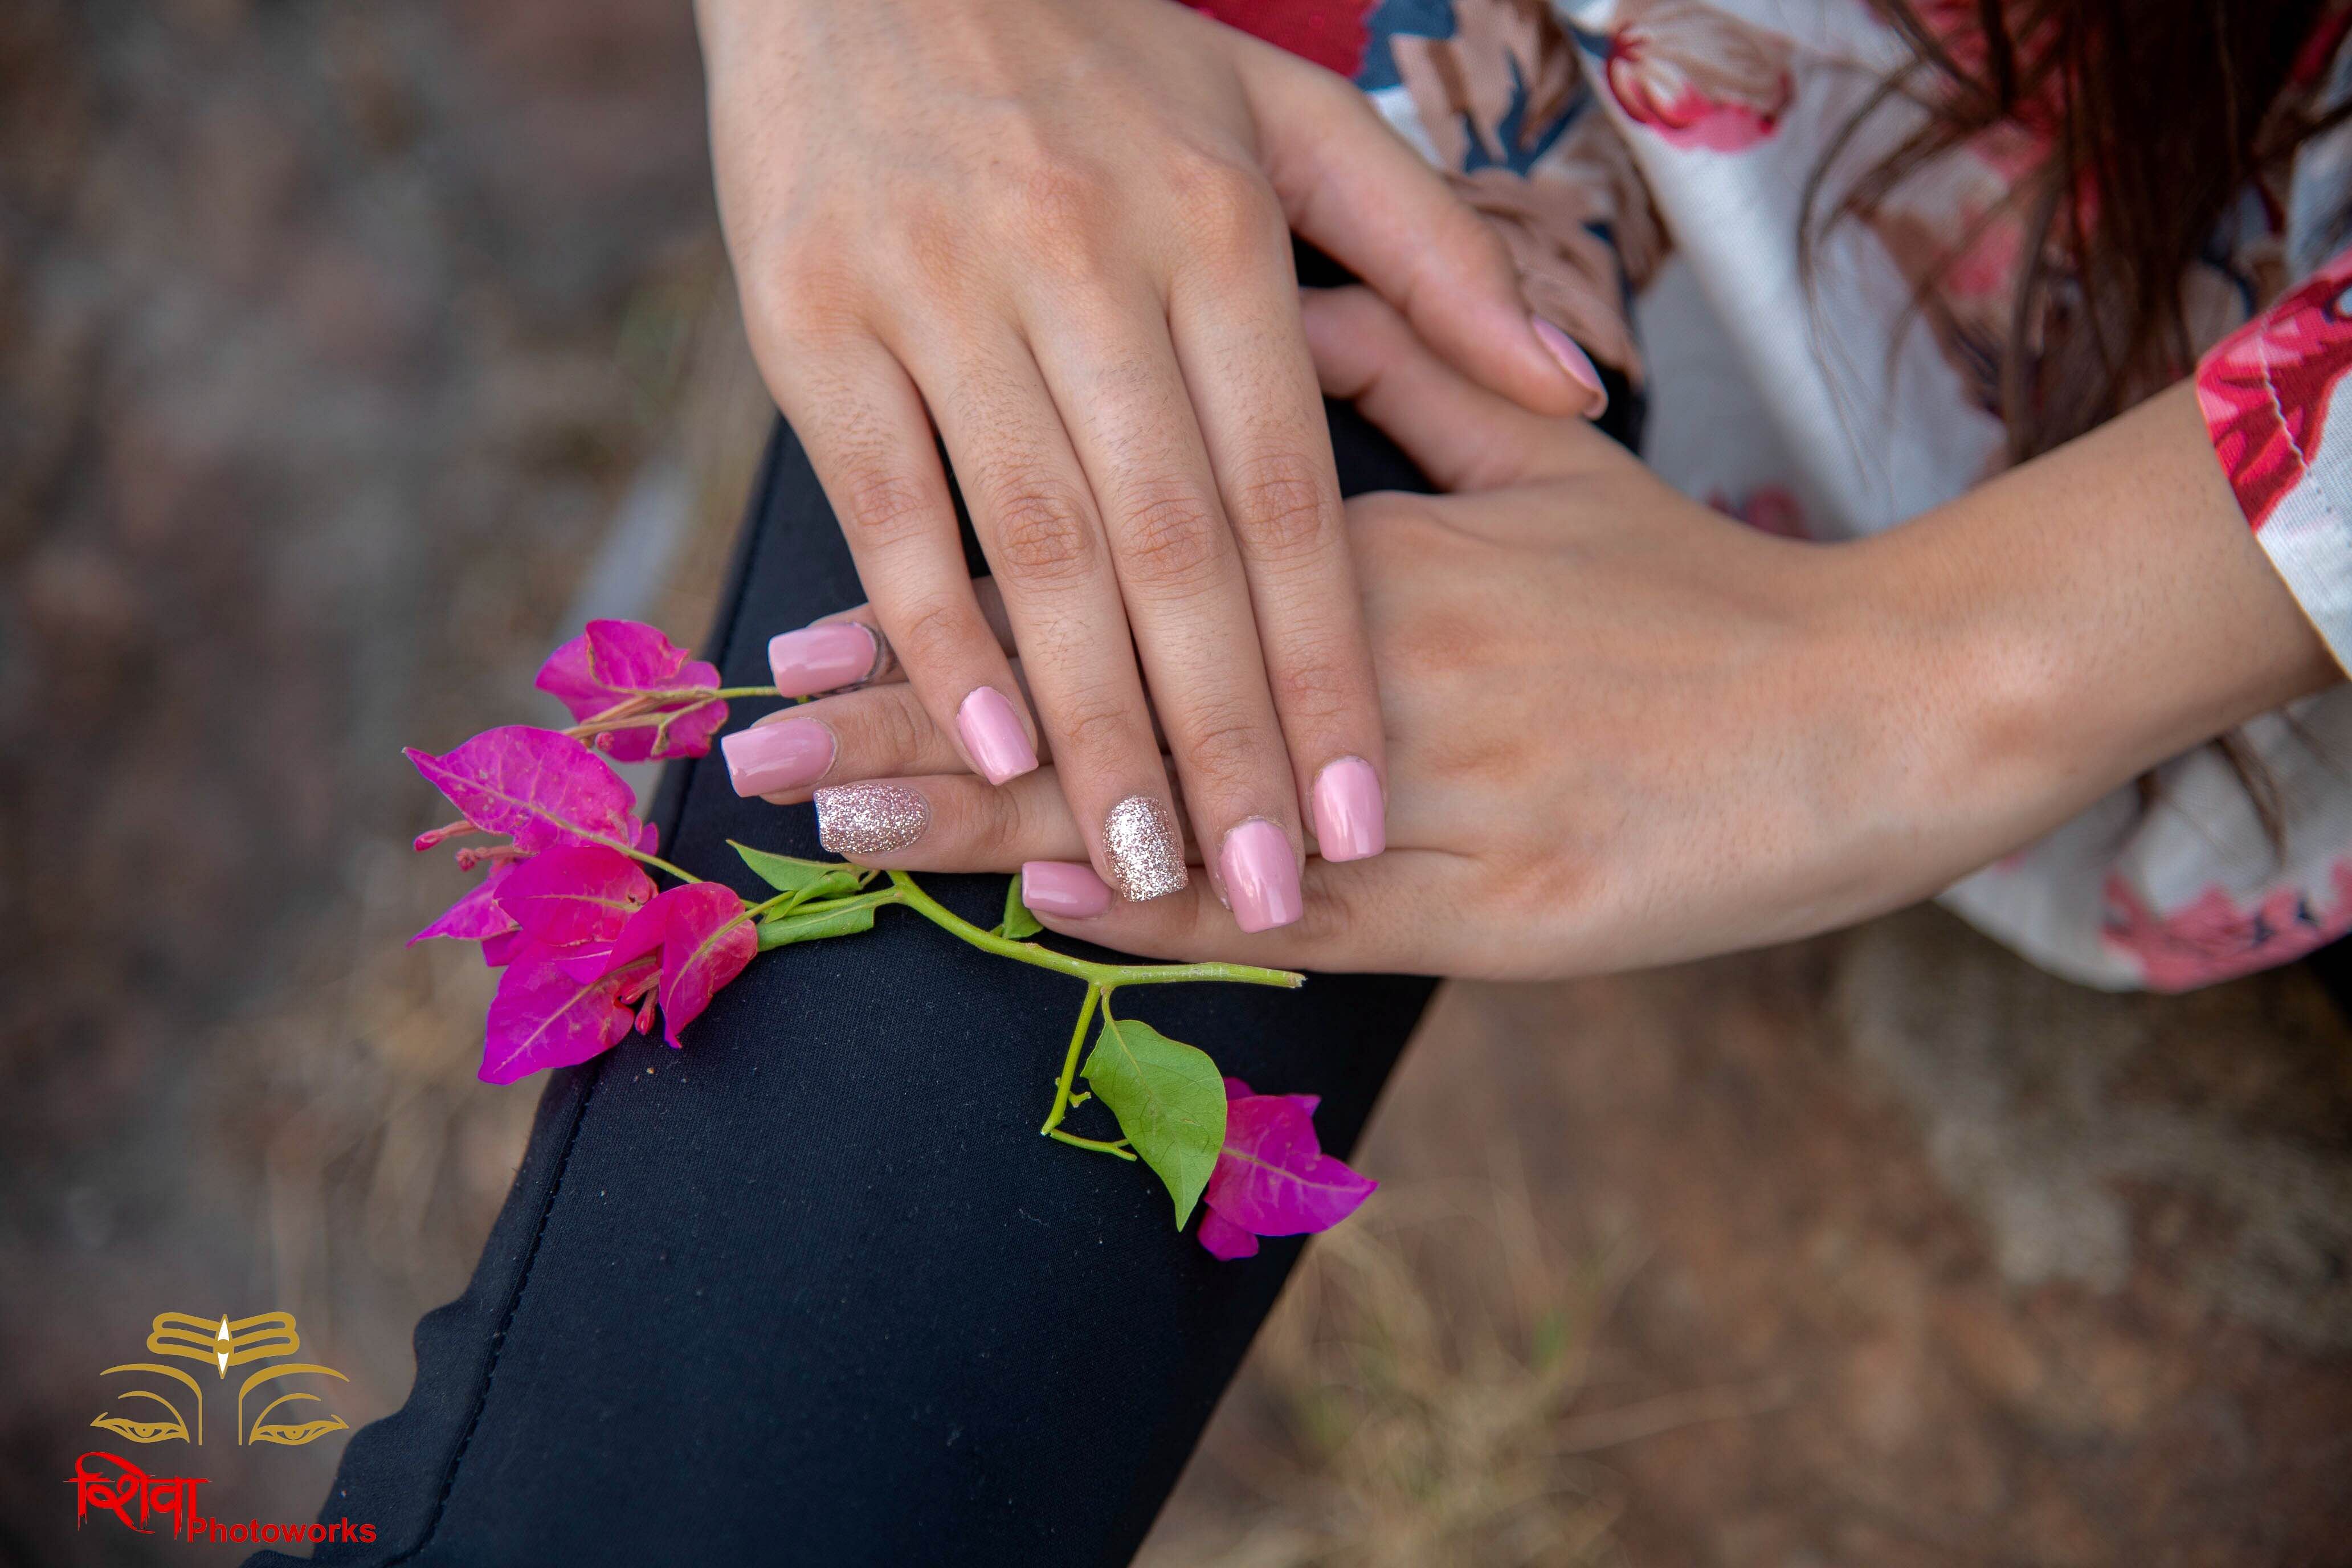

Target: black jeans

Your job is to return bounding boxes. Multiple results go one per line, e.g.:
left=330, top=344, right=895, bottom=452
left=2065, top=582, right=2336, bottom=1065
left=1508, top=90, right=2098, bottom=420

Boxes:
left=261, top=281, right=1641, bottom=1566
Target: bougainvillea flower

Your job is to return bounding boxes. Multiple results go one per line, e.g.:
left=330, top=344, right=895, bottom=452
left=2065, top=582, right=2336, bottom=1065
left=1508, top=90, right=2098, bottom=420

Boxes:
left=1196, top=1078, right=1376, bottom=1260
left=410, top=857, right=524, bottom=947
left=405, top=726, right=644, bottom=855
left=497, top=844, right=656, bottom=955
left=537, top=619, right=727, bottom=762
left=564, top=881, right=755, bottom=1049
left=652, top=882, right=757, bottom=1047
left=479, top=949, right=656, bottom=1085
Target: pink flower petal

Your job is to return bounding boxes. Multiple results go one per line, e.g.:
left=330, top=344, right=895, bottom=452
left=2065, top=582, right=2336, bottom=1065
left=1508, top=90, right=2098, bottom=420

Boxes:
left=655, top=881, right=756, bottom=1047
left=410, top=858, right=522, bottom=946
left=480, top=928, right=528, bottom=968
left=1204, top=1094, right=1376, bottom=1239
left=637, top=822, right=662, bottom=856
left=536, top=620, right=726, bottom=762
left=533, top=631, right=607, bottom=721
left=479, top=950, right=654, bottom=1084
left=498, top=844, right=656, bottom=949
left=1198, top=1210, right=1261, bottom=1260
left=404, top=726, right=643, bottom=856
left=565, top=895, right=670, bottom=983
left=1220, top=1076, right=1315, bottom=1116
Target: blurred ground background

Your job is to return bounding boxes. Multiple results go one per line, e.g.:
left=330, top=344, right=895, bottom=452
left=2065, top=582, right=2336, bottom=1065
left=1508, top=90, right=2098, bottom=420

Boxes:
left=3, top=1, right=2350, bottom=1565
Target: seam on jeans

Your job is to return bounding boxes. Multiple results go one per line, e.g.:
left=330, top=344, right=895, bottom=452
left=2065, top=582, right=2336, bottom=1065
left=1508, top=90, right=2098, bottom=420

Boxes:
left=384, top=421, right=789, bottom=1564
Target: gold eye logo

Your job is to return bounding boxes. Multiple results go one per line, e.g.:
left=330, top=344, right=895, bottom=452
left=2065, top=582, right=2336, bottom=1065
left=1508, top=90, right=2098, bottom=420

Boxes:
left=91, top=1312, right=350, bottom=1448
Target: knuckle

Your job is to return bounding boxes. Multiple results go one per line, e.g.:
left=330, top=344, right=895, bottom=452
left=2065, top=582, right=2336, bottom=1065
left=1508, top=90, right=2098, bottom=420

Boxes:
left=889, top=597, right=977, bottom=675
left=834, top=464, right=937, bottom=551
left=975, top=775, right=1029, bottom=858
left=1266, top=654, right=1361, bottom=730
left=1048, top=692, right=1144, bottom=763
left=1229, top=451, right=1338, bottom=564
left=1173, top=710, right=1269, bottom=791
left=1116, top=488, right=1228, bottom=591
left=1170, top=153, right=1280, bottom=259
left=1002, top=159, right=1120, bottom=277
left=989, top=485, right=1100, bottom=583
left=865, top=691, right=933, bottom=771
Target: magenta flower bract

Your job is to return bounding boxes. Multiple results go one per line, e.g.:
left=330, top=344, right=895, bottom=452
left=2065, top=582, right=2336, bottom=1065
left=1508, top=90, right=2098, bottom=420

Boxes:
left=566, top=881, right=755, bottom=1050
left=498, top=844, right=656, bottom=954
left=405, top=725, right=645, bottom=856
left=411, top=857, right=524, bottom=948
left=537, top=619, right=726, bottom=761
left=480, top=950, right=656, bottom=1085
left=1195, top=1077, right=1376, bottom=1260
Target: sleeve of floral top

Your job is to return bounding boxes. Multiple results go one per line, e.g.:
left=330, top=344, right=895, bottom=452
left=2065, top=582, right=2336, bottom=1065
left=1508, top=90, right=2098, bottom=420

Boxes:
left=2196, top=244, right=2352, bottom=671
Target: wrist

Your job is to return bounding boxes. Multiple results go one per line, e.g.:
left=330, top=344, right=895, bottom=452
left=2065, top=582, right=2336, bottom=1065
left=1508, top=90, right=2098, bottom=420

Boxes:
left=1871, top=381, right=2340, bottom=872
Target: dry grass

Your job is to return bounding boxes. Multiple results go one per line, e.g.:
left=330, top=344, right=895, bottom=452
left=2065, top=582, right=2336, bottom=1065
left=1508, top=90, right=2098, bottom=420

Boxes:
left=1143, top=1150, right=1648, bottom=1568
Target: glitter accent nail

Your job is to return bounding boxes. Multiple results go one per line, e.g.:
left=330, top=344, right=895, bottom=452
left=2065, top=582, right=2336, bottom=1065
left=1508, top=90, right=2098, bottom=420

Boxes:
left=814, top=782, right=929, bottom=855
left=1102, top=794, right=1187, bottom=901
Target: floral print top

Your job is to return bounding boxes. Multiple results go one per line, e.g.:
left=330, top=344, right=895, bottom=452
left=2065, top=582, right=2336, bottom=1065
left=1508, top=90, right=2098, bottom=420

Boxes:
left=1185, top=0, right=2352, bottom=991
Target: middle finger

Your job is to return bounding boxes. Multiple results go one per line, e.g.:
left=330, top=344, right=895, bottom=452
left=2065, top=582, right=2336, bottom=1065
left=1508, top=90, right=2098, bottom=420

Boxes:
left=1026, top=283, right=1306, bottom=932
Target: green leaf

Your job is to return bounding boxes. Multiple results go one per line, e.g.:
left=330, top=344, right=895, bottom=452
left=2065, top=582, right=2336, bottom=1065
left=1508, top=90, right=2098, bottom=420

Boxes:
left=731, top=841, right=863, bottom=906
left=997, top=875, right=1043, bottom=940
left=1081, top=1015, right=1227, bottom=1227
left=757, top=901, right=878, bottom=949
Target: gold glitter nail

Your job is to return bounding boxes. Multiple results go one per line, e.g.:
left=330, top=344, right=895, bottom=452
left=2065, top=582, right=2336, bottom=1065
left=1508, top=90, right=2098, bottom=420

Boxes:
left=1102, top=794, right=1187, bottom=901
left=815, top=781, right=929, bottom=855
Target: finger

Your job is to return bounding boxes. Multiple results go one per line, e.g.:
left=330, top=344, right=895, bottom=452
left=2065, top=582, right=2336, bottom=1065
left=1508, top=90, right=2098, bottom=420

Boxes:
left=1228, top=33, right=1607, bottom=420
left=744, top=636, right=1198, bottom=803
left=1300, top=287, right=1623, bottom=490
left=762, top=339, right=1040, bottom=787
left=1026, top=279, right=1308, bottom=930
left=761, top=580, right=1016, bottom=696
left=1167, top=235, right=1389, bottom=863
left=1025, top=850, right=1476, bottom=971
left=893, top=325, right=1191, bottom=904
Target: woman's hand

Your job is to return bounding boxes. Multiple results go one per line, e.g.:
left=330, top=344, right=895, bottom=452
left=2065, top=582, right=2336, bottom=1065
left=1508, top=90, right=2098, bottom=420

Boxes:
left=698, top=0, right=1603, bottom=920
left=732, top=290, right=2336, bottom=977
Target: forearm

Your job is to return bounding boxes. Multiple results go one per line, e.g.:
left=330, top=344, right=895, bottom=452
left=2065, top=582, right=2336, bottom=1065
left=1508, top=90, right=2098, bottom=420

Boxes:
left=1882, top=379, right=2342, bottom=867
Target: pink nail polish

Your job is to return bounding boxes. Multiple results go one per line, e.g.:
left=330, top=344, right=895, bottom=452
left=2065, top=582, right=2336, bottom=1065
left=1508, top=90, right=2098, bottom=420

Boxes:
left=721, top=718, right=834, bottom=797
left=1220, top=818, right=1302, bottom=934
left=768, top=622, right=879, bottom=697
left=1312, top=756, right=1385, bottom=861
left=1022, top=860, right=1111, bottom=918
left=956, top=687, right=1038, bottom=785
left=1530, top=317, right=1608, bottom=417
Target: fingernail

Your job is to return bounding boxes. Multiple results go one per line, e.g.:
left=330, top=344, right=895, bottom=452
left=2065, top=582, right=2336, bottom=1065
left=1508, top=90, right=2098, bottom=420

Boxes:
left=1102, top=795, right=1187, bottom=902
left=1220, top=818, right=1302, bottom=934
left=769, top=622, right=880, bottom=697
left=721, top=717, right=835, bottom=797
left=1022, top=860, right=1112, bottom=918
left=957, top=687, right=1038, bottom=785
left=1530, top=316, right=1608, bottom=417
left=814, top=781, right=928, bottom=855
left=1312, top=756, right=1386, bottom=861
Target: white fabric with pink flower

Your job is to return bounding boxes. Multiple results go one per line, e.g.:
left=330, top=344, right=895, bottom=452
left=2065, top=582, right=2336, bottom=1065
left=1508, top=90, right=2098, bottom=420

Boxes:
left=1199, top=0, right=2352, bottom=989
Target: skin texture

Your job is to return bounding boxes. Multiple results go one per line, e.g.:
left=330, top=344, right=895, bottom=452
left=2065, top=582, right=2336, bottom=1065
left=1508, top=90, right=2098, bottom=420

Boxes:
left=735, top=289, right=2342, bottom=978
left=695, top=0, right=1598, bottom=922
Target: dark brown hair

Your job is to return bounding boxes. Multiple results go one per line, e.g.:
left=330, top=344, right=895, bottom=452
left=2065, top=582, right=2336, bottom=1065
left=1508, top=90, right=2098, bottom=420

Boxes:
left=1808, top=0, right=2349, bottom=462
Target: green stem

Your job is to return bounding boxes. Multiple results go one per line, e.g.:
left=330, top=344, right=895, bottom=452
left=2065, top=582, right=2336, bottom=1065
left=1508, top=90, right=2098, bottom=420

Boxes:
left=1047, top=1129, right=1136, bottom=1161
left=885, top=873, right=1302, bottom=991
left=1040, top=985, right=1101, bottom=1136
left=712, top=686, right=781, bottom=699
